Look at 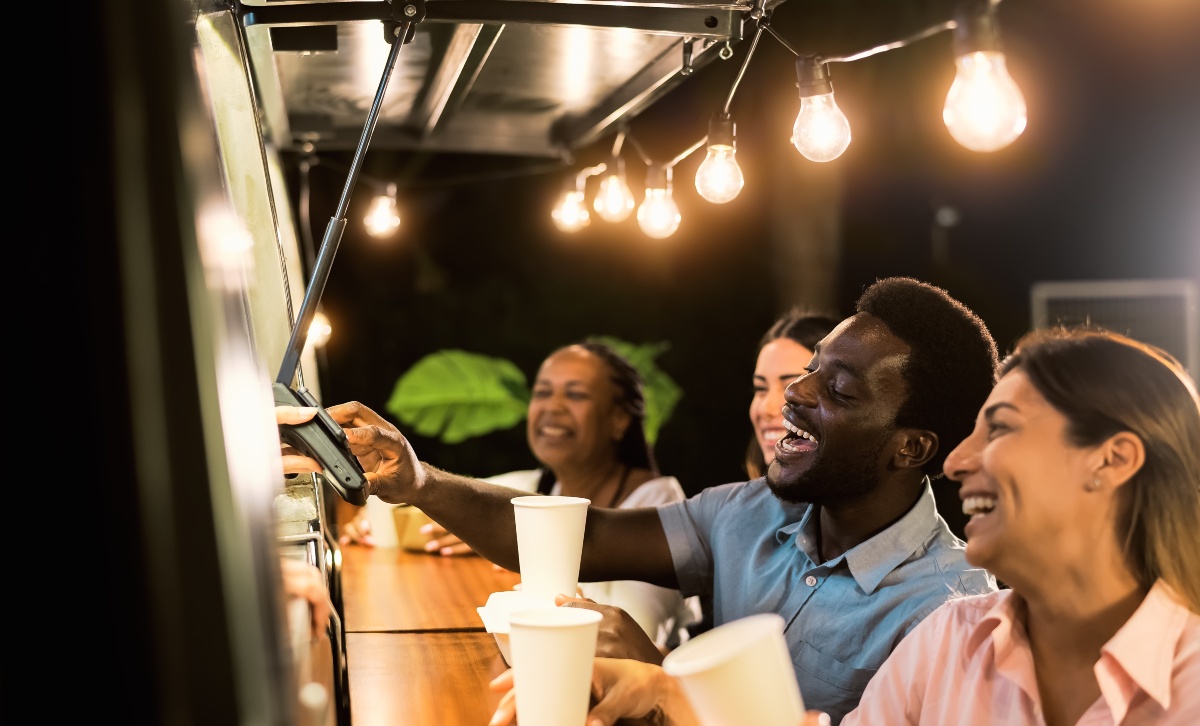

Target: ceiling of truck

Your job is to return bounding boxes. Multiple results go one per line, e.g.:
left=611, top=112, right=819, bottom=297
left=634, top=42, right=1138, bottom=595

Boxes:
left=236, top=0, right=780, bottom=158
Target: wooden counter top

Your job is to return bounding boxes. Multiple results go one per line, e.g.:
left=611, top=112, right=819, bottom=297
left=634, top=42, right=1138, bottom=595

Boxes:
left=340, top=545, right=521, bottom=633
left=345, top=631, right=508, bottom=725
left=340, top=544, right=652, bottom=726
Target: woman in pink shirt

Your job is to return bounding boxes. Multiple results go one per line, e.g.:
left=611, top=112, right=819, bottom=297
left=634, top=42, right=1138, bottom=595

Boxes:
left=838, top=326, right=1200, bottom=725
left=488, top=326, right=1199, bottom=726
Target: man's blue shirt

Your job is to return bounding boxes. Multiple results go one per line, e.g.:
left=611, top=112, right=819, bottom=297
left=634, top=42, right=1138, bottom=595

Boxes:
left=658, top=477, right=996, bottom=724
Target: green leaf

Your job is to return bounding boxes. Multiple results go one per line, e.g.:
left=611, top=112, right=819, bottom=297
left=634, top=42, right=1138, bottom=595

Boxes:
left=385, top=350, right=530, bottom=444
left=592, top=337, right=682, bottom=445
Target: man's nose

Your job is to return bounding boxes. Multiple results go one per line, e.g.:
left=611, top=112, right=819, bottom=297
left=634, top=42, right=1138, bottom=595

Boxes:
left=784, top=372, right=817, bottom=406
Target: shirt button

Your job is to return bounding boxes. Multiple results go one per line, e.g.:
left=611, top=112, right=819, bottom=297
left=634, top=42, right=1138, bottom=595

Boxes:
left=805, top=575, right=817, bottom=587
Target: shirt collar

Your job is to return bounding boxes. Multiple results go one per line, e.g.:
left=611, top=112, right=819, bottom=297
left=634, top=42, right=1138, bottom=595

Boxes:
left=776, top=479, right=942, bottom=594
left=965, top=590, right=1021, bottom=658
left=1099, top=579, right=1190, bottom=713
left=966, top=580, right=1191, bottom=719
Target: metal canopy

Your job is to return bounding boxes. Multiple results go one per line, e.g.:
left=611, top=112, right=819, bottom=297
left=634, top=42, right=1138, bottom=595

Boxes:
left=237, top=0, right=781, bottom=158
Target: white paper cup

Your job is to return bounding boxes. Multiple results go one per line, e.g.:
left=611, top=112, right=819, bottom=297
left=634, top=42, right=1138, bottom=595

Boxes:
left=475, top=590, right=549, bottom=666
left=661, top=613, right=804, bottom=726
left=507, top=607, right=603, bottom=726
left=511, top=495, right=590, bottom=604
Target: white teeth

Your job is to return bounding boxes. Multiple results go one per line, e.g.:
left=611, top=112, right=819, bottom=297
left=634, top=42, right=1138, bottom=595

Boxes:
left=761, top=430, right=784, bottom=444
left=782, top=419, right=818, bottom=444
left=962, top=496, right=997, bottom=516
left=539, top=425, right=570, bottom=436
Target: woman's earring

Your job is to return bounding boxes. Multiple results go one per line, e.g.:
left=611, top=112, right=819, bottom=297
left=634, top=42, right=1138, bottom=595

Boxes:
left=1085, top=477, right=1103, bottom=492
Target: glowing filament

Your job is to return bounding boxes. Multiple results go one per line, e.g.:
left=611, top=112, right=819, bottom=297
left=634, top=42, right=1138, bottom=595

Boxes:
left=552, top=190, right=590, bottom=232
left=792, top=93, right=851, bottom=162
left=943, top=50, right=1027, bottom=152
left=594, top=172, right=635, bottom=222
left=364, top=194, right=401, bottom=237
left=637, top=187, right=681, bottom=239
left=695, top=144, right=744, bottom=204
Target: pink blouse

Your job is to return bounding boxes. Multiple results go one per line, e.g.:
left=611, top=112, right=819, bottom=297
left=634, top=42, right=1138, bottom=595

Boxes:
left=842, top=580, right=1199, bottom=725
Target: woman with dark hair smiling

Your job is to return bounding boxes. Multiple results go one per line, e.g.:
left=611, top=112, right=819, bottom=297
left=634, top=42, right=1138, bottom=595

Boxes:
left=421, top=339, right=701, bottom=651
left=745, top=308, right=840, bottom=480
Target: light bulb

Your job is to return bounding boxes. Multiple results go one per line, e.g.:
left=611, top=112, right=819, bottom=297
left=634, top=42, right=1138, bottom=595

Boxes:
left=552, top=190, right=590, bottom=232
left=307, top=310, right=332, bottom=349
left=637, top=187, right=681, bottom=239
left=594, top=169, right=635, bottom=222
left=695, top=113, right=744, bottom=204
left=363, top=192, right=401, bottom=237
left=791, top=57, right=851, bottom=163
left=792, top=93, right=851, bottom=162
left=943, top=51, right=1027, bottom=152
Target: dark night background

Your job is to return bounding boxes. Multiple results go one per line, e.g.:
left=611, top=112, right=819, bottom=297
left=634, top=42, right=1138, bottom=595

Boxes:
left=284, top=0, right=1199, bottom=537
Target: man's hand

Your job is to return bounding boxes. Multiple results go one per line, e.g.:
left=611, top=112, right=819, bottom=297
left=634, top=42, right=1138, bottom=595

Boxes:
left=489, top=657, right=831, bottom=726
left=325, top=401, right=427, bottom=504
left=489, top=657, right=684, bottom=726
left=556, top=594, right=666, bottom=665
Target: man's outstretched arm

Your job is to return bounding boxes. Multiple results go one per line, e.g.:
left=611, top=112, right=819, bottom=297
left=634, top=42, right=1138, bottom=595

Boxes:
left=326, top=401, right=678, bottom=587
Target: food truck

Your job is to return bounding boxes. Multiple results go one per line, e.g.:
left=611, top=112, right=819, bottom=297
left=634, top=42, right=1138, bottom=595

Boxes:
left=88, top=1, right=762, bottom=723
left=84, top=0, right=1198, bottom=723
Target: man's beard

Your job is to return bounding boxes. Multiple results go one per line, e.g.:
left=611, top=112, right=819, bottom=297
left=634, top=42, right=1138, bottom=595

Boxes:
left=766, top=434, right=889, bottom=506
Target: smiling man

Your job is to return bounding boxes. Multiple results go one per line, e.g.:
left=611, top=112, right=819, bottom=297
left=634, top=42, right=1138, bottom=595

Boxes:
left=320, top=276, right=1001, bottom=723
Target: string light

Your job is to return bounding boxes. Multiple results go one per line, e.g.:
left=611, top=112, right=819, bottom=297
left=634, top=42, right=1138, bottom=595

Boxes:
left=637, top=165, right=681, bottom=239
left=943, top=2, right=1027, bottom=151
left=307, top=309, right=332, bottom=349
left=307, top=0, right=1024, bottom=239
left=791, top=55, right=852, bottom=162
left=694, top=19, right=763, bottom=204
left=363, top=182, right=401, bottom=237
left=593, top=131, right=636, bottom=222
left=552, top=188, right=590, bottom=232
left=552, top=163, right=607, bottom=232
left=299, top=152, right=407, bottom=241
left=695, top=113, right=744, bottom=203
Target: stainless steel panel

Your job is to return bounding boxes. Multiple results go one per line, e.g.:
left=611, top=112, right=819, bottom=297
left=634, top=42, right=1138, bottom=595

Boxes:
left=237, top=0, right=762, bottom=156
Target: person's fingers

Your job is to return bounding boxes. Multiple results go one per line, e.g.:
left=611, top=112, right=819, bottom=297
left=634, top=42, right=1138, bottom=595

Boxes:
left=802, top=711, right=832, bottom=726
left=343, top=424, right=399, bottom=450
left=338, top=520, right=377, bottom=548
left=414, top=525, right=473, bottom=556
left=487, top=689, right=517, bottom=726
left=279, top=559, right=333, bottom=636
left=340, top=525, right=372, bottom=542
left=437, top=542, right=475, bottom=557
left=487, top=671, right=516, bottom=726
left=584, top=703, right=620, bottom=726
left=488, top=670, right=515, bottom=691
left=420, top=529, right=464, bottom=550
left=419, top=522, right=449, bottom=537
left=326, top=401, right=392, bottom=430
left=585, top=678, right=637, bottom=726
left=556, top=593, right=598, bottom=606
left=275, top=405, right=319, bottom=426
left=422, top=538, right=471, bottom=555
left=280, top=452, right=322, bottom=475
